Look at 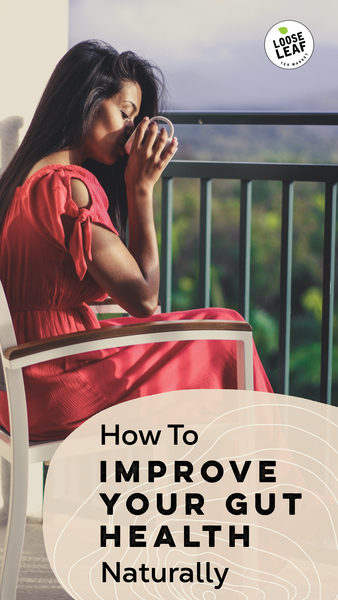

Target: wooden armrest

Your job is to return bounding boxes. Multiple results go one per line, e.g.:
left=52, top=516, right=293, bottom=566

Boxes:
left=4, top=320, right=251, bottom=361
left=87, top=297, right=117, bottom=306
left=88, top=297, right=161, bottom=306
left=88, top=298, right=162, bottom=315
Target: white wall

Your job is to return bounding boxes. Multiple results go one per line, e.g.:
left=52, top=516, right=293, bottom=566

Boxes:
left=0, top=0, right=69, bottom=517
left=0, top=0, right=69, bottom=172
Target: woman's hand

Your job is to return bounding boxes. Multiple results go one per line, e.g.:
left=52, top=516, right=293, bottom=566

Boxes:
left=124, top=117, right=178, bottom=196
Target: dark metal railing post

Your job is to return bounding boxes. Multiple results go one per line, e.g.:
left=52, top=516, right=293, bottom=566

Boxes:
left=198, top=179, right=212, bottom=308
left=278, top=181, right=294, bottom=395
left=162, top=150, right=338, bottom=399
left=159, top=177, right=173, bottom=312
left=320, top=182, right=337, bottom=404
left=238, top=180, right=252, bottom=321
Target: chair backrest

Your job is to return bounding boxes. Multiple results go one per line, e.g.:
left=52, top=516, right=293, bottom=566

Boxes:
left=0, top=282, right=18, bottom=392
left=0, top=282, right=30, bottom=600
left=0, top=280, right=63, bottom=459
left=0, top=282, right=17, bottom=350
left=0, top=281, right=28, bottom=428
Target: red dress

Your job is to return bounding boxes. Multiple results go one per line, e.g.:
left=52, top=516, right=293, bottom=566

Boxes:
left=0, top=164, right=272, bottom=440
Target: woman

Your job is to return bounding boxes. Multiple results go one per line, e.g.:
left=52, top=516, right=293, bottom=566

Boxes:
left=0, top=40, right=272, bottom=441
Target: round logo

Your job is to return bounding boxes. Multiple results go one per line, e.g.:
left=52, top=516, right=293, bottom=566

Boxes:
left=264, top=20, right=314, bottom=69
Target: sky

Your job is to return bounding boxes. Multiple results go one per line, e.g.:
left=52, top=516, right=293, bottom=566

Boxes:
left=69, top=0, right=338, bottom=110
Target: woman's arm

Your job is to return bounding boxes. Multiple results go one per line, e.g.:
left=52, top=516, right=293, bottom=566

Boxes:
left=71, top=119, right=178, bottom=318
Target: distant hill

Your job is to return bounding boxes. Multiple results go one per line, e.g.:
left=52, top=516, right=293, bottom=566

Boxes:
left=173, top=122, right=338, bottom=164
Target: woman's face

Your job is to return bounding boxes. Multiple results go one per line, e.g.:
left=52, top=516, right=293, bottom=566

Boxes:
left=80, top=80, right=142, bottom=165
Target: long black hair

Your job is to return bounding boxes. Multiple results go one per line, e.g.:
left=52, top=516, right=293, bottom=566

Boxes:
left=0, top=40, right=166, bottom=241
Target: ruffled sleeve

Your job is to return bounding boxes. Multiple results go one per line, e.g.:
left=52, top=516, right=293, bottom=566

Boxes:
left=24, top=165, right=119, bottom=280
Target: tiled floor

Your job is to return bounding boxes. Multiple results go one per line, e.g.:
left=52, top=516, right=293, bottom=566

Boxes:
left=0, top=519, right=71, bottom=599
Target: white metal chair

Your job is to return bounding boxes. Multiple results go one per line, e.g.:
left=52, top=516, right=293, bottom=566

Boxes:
left=0, top=280, right=253, bottom=599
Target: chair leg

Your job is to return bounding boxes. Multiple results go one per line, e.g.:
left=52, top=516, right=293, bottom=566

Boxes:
left=0, top=455, right=28, bottom=600
left=43, top=461, right=50, bottom=498
left=0, top=458, right=10, bottom=525
left=236, top=338, right=254, bottom=390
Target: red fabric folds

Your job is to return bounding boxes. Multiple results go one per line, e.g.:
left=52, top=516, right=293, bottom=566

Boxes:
left=0, top=164, right=273, bottom=441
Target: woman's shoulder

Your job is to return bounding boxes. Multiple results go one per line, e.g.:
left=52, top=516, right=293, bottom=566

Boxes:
left=11, top=162, right=118, bottom=274
left=17, top=163, right=108, bottom=210
left=21, top=163, right=101, bottom=191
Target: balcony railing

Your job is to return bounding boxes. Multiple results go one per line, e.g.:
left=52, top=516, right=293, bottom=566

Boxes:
left=160, top=112, right=338, bottom=405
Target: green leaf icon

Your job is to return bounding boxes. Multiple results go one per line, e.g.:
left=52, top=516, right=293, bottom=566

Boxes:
left=278, top=27, right=288, bottom=34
